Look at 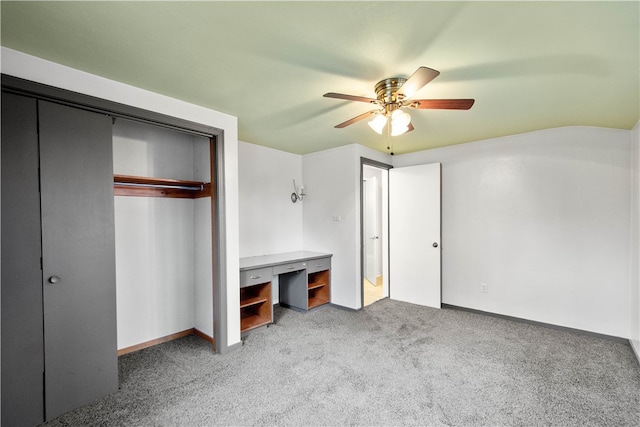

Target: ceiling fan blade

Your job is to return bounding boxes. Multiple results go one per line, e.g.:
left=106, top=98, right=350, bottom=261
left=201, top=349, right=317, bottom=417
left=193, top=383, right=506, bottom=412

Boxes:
left=324, top=92, right=378, bottom=104
left=397, top=67, right=440, bottom=99
left=407, top=99, right=475, bottom=110
left=334, top=110, right=378, bottom=128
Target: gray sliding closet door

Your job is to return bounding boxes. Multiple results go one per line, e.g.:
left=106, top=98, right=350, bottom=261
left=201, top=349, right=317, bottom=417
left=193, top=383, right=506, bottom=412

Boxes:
left=1, top=93, right=45, bottom=426
left=39, top=101, right=118, bottom=420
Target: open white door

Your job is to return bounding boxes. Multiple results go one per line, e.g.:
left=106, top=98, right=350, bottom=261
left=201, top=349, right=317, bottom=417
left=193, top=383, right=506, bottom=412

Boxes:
left=389, top=163, right=441, bottom=308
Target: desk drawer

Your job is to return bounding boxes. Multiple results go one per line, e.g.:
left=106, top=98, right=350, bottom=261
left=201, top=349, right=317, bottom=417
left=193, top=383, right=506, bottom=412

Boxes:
left=307, top=257, right=331, bottom=273
left=240, top=267, right=273, bottom=288
left=273, top=262, right=307, bottom=275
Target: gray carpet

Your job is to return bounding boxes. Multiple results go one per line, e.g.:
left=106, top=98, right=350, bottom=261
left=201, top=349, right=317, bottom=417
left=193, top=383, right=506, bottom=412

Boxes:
left=43, top=299, right=640, bottom=426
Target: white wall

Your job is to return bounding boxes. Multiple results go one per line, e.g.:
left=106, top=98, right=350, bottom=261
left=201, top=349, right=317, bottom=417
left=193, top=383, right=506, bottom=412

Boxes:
left=393, top=126, right=632, bottom=338
left=238, top=141, right=303, bottom=303
left=631, top=121, right=640, bottom=360
left=114, top=198, right=195, bottom=348
left=302, top=144, right=391, bottom=309
left=302, top=145, right=357, bottom=308
left=1, top=47, right=242, bottom=350
left=238, top=141, right=303, bottom=257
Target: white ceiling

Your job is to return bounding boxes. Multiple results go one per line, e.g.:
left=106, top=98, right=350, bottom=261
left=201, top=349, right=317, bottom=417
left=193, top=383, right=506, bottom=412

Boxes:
left=1, top=1, right=638, bottom=155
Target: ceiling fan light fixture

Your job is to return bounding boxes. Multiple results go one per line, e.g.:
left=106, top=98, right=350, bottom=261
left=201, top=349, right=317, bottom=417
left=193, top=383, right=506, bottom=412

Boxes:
left=391, top=109, right=411, bottom=127
left=368, top=113, right=387, bottom=134
left=390, top=109, right=411, bottom=136
left=390, top=123, right=409, bottom=136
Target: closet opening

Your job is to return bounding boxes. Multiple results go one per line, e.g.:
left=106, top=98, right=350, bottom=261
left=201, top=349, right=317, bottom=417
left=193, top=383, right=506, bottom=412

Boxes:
left=113, top=118, right=218, bottom=353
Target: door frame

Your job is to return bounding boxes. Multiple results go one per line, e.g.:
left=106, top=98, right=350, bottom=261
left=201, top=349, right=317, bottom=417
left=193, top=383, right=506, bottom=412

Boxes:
left=360, top=157, right=392, bottom=308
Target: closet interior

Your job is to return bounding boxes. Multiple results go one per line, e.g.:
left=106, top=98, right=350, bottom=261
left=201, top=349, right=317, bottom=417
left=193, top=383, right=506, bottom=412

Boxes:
left=112, top=118, right=215, bottom=354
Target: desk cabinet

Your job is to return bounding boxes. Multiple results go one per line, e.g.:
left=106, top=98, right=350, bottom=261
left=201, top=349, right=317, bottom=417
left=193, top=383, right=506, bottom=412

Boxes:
left=308, top=269, right=331, bottom=309
left=240, top=268, right=273, bottom=333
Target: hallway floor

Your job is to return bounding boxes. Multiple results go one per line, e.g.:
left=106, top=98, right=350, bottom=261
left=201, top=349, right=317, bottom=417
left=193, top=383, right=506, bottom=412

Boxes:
left=363, top=276, right=384, bottom=306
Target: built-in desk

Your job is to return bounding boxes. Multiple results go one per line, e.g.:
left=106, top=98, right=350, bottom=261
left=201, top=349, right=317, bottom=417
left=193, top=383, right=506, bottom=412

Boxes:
left=239, top=251, right=332, bottom=333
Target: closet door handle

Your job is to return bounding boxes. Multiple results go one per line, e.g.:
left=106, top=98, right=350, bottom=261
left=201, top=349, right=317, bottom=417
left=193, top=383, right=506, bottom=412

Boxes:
left=48, top=275, right=61, bottom=284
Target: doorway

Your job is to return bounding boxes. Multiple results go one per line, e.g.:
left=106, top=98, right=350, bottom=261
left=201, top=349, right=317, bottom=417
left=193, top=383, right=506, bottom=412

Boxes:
left=361, top=159, right=391, bottom=307
left=360, top=160, right=441, bottom=309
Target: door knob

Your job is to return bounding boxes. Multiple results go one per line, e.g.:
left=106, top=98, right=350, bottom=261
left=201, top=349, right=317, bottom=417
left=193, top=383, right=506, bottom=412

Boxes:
left=48, top=275, right=61, bottom=284
left=432, top=242, right=438, bottom=248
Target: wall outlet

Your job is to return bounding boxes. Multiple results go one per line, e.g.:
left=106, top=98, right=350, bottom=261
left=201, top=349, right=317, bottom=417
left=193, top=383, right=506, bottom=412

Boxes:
left=480, top=282, right=488, bottom=293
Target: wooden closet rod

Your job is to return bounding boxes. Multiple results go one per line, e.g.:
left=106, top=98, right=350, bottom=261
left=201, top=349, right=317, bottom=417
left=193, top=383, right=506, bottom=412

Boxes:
left=115, top=181, right=204, bottom=191
left=114, top=174, right=212, bottom=199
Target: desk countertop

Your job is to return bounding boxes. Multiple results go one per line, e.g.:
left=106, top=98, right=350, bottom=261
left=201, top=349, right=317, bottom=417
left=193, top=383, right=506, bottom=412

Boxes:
left=239, top=251, right=332, bottom=271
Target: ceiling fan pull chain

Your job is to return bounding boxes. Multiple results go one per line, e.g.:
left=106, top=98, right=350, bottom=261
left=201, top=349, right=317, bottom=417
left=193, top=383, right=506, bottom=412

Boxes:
left=386, top=121, right=395, bottom=156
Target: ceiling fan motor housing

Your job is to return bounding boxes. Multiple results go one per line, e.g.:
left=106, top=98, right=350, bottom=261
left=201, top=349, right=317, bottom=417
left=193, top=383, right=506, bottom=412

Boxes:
left=375, top=77, right=407, bottom=105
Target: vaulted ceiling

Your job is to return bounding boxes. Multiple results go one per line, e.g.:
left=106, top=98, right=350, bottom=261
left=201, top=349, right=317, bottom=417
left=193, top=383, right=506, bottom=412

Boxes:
left=1, top=1, right=638, bottom=155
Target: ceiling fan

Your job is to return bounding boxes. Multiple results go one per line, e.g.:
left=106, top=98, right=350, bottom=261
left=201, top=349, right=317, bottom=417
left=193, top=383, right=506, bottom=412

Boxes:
left=324, top=66, right=474, bottom=136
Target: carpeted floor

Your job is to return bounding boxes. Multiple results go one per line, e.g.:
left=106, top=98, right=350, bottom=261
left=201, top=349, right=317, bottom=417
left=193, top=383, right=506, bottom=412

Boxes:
left=42, top=299, right=640, bottom=426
